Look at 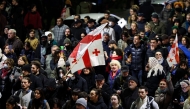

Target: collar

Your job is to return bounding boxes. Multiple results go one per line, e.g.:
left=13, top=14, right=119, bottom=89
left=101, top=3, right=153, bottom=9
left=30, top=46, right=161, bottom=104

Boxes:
left=140, top=96, right=147, bottom=103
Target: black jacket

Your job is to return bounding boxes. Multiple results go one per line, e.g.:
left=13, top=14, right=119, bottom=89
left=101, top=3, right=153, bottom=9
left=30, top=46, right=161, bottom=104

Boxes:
left=13, top=73, right=43, bottom=91
left=125, top=44, right=146, bottom=70
left=121, top=87, right=139, bottom=109
left=113, top=75, right=131, bottom=93
left=88, top=97, right=108, bottom=109
left=71, top=26, right=86, bottom=41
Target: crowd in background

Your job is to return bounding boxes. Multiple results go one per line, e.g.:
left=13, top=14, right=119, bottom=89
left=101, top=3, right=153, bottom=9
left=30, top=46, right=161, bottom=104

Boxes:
left=1, top=0, right=190, bottom=109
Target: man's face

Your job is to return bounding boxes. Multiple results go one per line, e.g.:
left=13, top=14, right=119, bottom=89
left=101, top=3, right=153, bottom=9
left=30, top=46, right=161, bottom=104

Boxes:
left=122, top=71, right=129, bottom=77
left=187, top=15, right=190, bottom=22
left=21, top=79, right=30, bottom=89
left=103, top=34, right=109, bottom=41
left=22, top=70, right=29, bottom=76
left=152, top=17, right=158, bottom=23
left=138, top=89, right=148, bottom=99
left=31, top=65, right=39, bottom=74
left=87, top=22, right=94, bottom=28
left=128, top=80, right=137, bottom=90
left=56, top=19, right=62, bottom=26
left=104, top=13, right=109, bottom=19
left=150, top=40, right=158, bottom=48
left=12, top=0, right=17, bottom=5
left=8, top=30, right=15, bottom=39
left=96, top=80, right=104, bottom=86
left=169, top=38, right=175, bottom=45
left=84, top=17, right=88, bottom=24
left=74, top=16, right=80, bottom=21
left=65, top=29, right=70, bottom=36
left=155, top=51, right=162, bottom=60
left=133, top=36, right=140, bottom=45
left=139, top=32, right=145, bottom=38
left=138, top=16, right=143, bottom=21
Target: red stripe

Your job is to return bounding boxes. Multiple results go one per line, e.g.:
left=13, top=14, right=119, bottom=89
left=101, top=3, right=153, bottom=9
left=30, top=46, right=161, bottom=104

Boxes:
left=82, top=49, right=91, bottom=67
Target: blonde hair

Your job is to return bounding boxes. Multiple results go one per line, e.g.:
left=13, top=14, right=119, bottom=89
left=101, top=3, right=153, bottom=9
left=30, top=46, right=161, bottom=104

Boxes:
left=109, top=60, right=121, bottom=69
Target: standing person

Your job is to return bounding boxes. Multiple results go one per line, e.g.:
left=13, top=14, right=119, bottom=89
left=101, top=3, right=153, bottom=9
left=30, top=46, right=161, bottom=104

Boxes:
left=24, top=4, right=42, bottom=39
left=5, top=29, right=23, bottom=56
left=88, top=88, right=107, bottom=109
left=51, top=17, right=69, bottom=43
left=28, top=88, right=50, bottom=109
left=76, top=0, right=91, bottom=14
left=71, top=19, right=86, bottom=41
left=145, top=57, right=166, bottom=96
left=25, top=29, right=39, bottom=51
left=130, top=86, right=159, bottom=109
left=125, top=34, right=146, bottom=85
left=14, top=77, right=34, bottom=108
left=109, top=94, right=123, bottom=109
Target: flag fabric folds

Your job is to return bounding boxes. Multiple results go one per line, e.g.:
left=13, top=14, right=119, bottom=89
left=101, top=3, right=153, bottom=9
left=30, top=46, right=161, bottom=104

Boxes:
left=166, top=35, right=179, bottom=67
left=68, top=24, right=107, bottom=73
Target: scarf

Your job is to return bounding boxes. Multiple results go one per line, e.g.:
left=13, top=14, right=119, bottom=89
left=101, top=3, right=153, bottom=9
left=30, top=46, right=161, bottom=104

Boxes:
left=1, top=68, right=9, bottom=78
left=147, top=57, right=165, bottom=78
left=157, top=57, right=164, bottom=64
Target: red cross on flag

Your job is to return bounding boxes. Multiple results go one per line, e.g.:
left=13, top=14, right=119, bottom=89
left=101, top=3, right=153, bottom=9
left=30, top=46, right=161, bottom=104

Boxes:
left=166, top=34, right=179, bottom=67
left=68, top=23, right=107, bottom=73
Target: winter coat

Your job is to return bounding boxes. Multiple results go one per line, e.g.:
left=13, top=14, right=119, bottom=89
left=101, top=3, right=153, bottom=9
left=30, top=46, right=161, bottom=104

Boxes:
left=5, top=37, right=23, bottom=56
left=24, top=11, right=42, bottom=29
left=149, top=20, right=166, bottom=34
left=88, top=97, right=108, bottom=109
left=113, top=75, right=131, bottom=93
left=154, top=80, right=174, bottom=109
left=107, top=70, right=121, bottom=89
left=121, top=87, right=139, bottom=109
left=80, top=71, right=95, bottom=93
left=118, top=39, right=128, bottom=51
left=76, top=1, right=91, bottom=14
left=130, top=96, right=159, bottom=109
left=137, top=20, right=146, bottom=31
left=160, top=9, right=172, bottom=23
left=51, top=24, right=69, bottom=42
left=109, top=105, right=123, bottom=109
left=67, top=76, right=88, bottom=92
left=71, top=26, right=86, bottom=41
left=125, top=44, right=146, bottom=70
left=25, top=38, right=39, bottom=50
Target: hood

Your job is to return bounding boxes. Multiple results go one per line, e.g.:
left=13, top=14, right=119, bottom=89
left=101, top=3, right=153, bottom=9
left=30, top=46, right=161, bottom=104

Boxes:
left=45, top=31, right=55, bottom=39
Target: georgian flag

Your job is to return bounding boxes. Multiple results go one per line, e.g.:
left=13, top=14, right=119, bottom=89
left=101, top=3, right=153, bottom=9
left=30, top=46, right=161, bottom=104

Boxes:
left=68, top=24, right=107, bottom=73
left=166, top=35, right=179, bottom=67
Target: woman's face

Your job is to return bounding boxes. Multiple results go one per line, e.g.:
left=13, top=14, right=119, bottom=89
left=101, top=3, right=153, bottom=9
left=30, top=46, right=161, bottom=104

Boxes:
left=131, top=23, right=137, bottom=30
left=83, top=68, right=90, bottom=75
left=131, top=15, right=136, bottom=21
left=155, top=52, right=163, bottom=60
left=31, top=6, right=37, bottom=12
left=182, top=38, right=187, bottom=46
left=129, top=9, right=134, bottom=15
left=172, top=29, right=177, bottom=34
left=110, top=63, right=119, bottom=72
left=6, top=103, right=14, bottom=109
left=159, top=81, right=167, bottom=90
left=89, top=90, right=98, bottom=102
left=111, top=95, right=119, bottom=106
left=29, top=31, right=35, bottom=38
left=47, top=34, right=52, bottom=41
left=34, top=90, right=41, bottom=99
left=4, top=46, right=10, bottom=54
left=18, top=57, right=25, bottom=65
left=72, top=94, right=78, bottom=101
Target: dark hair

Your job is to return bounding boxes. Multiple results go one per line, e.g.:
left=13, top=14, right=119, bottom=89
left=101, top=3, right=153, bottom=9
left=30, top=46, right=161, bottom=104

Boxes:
left=84, top=16, right=90, bottom=20
left=25, top=41, right=31, bottom=48
left=182, top=36, right=190, bottom=48
left=111, top=93, right=121, bottom=104
left=22, top=77, right=31, bottom=83
left=121, top=32, right=130, bottom=38
left=5, top=58, right=14, bottom=68
left=75, top=14, right=81, bottom=19
left=150, top=37, right=158, bottom=43
left=6, top=96, right=20, bottom=109
left=29, top=29, right=35, bottom=34
left=139, top=86, right=148, bottom=92
left=57, top=17, right=64, bottom=23
left=169, top=35, right=175, bottom=39
left=52, top=98, right=61, bottom=108
left=78, top=92, right=88, bottom=98
left=134, top=34, right=141, bottom=40
left=104, top=10, right=110, bottom=15
left=30, top=4, right=36, bottom=10
left=72, top=88, right=81, bottom=95
left=31, top=87, right=45, bottom=109
left=31, top=61, right=41, bottom=69
left=179, top=61, right=188, bottom=67
left=91, top=88, right=101, bottom=97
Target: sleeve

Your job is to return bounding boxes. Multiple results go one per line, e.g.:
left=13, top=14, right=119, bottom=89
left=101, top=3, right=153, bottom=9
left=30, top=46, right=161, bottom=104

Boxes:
left=37, top=12, right=42, bottom=29
left=24, top=13, right=29, bottom=27
left=152, top=101, right=159, bottom=109
left=161, top=23, right=166, bottom=34
left=35, top=77, right=43, bottom=88
left=167, top=79, right=174, bottom=95
left=82, top=79, right=88, bottom=93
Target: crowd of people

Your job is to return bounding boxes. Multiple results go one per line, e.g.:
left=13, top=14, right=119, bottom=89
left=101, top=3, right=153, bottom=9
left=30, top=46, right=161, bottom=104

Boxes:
left=1, top=0, right=190, bottom=109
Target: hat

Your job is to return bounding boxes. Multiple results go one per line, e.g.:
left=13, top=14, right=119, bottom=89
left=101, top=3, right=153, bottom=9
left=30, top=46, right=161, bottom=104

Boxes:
left=172, top=26, right=178, bottom=30
left=100, top=19, right=109, bottom=24
left=74, top=19, right=82, bottom=24
left=41, top=34, right=47, bottom=38
left=108, top=17, right=116, bottom=23
left=121, top=65, right=129, bottom=73
left=22, top=64, right=31, bottom=73
left=64, top=38, right=72, bottom=45
left=108, top=40, right=117, bottom=45
left=138, top=13, right=144, bottom=17
left=76, top=98, right=87, bottom=108
left=87, top=19, right=95, bottom=23
left=96, top=74, right=105, bottom=80
left=151, top=12, right=159, bottom=19
left=129, top=76, right=138, bottom=84
left=180, top=80, right=190, bottom=87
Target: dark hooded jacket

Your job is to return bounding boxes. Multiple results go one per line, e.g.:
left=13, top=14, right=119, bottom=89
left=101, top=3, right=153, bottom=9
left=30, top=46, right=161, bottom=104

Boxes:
left=88, top=97, right=107, bottom=109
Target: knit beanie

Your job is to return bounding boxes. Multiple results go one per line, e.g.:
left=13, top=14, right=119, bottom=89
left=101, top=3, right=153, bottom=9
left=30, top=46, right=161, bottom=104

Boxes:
left=76, top=98, right=87, bottom=108
left=64, top=38, right=72, bottom=45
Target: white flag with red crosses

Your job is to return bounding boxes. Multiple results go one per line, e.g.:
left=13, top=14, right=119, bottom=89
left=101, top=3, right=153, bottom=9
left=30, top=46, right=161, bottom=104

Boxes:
left=166, top=34, right=179, bottom=67
left=68, top=24, right=107, bottom=73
